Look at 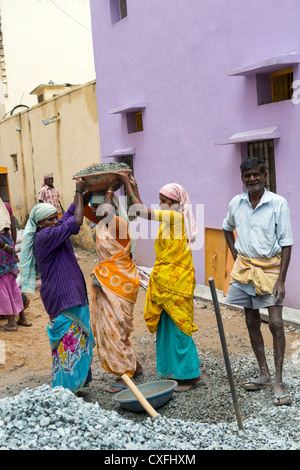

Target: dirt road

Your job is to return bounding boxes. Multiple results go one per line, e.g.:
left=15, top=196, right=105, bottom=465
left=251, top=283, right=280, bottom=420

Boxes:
left=0, top=248, right=299, bottom=423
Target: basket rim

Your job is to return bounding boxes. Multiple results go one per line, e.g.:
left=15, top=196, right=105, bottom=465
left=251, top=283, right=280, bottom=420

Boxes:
left=114, top=380, right=178, bottom=404
left=72, top=169, right=132, bottom=180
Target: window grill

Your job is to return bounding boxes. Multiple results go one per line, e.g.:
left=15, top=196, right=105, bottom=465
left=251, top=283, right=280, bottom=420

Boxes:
left=121, top=155, right=136, bottom=220
left=135, top=111, right=143, bottom=132
left=247, top=139, right=277, bottom=193
left=271, top=69, right=293, bottom=103
left=121, top=155, right=133, bottom=173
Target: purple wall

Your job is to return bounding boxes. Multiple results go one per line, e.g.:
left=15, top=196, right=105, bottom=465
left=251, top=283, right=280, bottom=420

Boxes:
left=90, top=0, right=300, bottom=308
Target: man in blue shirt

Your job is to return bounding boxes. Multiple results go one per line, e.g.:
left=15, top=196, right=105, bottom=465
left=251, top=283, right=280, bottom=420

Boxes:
left=223, top=157, right=293, bottom=406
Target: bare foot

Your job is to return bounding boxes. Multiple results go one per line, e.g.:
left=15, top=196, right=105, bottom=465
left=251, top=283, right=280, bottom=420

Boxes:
left=0, top=323, right=18, bottom=332
left=17, top=311, right=32, bottom=327
left=133, top=361, right=143, bottom=377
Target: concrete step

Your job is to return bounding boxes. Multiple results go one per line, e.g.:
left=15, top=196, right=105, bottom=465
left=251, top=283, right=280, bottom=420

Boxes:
left=194, top=284, right=300, bottom=330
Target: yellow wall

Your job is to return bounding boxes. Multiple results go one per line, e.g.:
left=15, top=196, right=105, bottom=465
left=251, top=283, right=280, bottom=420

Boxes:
left=0, top=80, right=100, bottom=249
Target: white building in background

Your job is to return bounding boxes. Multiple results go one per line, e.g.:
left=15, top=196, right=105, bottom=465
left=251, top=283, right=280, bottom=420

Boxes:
left=0, top=0, right=95, bottom=118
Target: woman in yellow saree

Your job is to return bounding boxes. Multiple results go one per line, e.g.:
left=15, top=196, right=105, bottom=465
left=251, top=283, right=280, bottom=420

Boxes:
left=119, top=173, right=202, bottom=392
left=84, top=188, right=141, bottom=392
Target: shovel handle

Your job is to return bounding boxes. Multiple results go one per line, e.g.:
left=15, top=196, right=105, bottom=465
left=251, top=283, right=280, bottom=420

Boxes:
left=121, top=374, right=159, bottom=418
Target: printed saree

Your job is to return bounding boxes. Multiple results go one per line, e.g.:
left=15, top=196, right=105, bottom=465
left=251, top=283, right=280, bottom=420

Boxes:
left=144, top=210, right=198, bottom=336
left=144, top=209, right=200, bottom=380
left=47, top=303, right=94, bottom=393
left=0, top=232, right=23, bottom=316
left=0, top=232, right=18, bottom=278
left=90, top=215, right=140, bottom=378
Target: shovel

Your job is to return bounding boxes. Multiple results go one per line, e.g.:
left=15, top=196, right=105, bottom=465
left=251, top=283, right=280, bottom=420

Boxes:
left=208, top=278, right=243, bottom=431
left=121, top=374, right=159, bottom=418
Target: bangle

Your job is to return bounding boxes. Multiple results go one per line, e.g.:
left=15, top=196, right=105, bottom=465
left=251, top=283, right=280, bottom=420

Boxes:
left=129, top=193, right=135, bottom=199
left=132, top=183, right=137, bottom=188
left=75, top=190, right=83, bottom=194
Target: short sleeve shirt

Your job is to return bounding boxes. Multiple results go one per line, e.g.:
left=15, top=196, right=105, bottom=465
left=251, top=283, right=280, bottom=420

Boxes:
left=222, top=189, right=293, bottom=259
left=38, top=186, right=61, bottom=212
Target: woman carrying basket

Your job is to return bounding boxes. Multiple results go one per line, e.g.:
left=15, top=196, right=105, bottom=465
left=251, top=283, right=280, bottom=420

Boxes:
left=118, top=173, right=202, bottom=392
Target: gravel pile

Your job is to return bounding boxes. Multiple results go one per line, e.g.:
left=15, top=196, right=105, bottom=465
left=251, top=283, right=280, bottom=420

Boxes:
left=74, top=162, right=131, bottom=177
left=0, top=354, right=299, bottom=451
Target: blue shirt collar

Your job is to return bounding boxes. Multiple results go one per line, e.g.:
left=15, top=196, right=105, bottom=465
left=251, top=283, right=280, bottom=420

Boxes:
left=241, top=188, right=272, bottom=208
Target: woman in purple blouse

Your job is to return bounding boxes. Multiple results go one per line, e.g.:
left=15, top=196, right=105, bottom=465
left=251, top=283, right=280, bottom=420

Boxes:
left=20, top=179, right=95, bottom=394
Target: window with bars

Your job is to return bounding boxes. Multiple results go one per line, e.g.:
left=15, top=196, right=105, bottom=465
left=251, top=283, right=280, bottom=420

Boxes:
left=121, top=155, right=133, bottom=173
left=247, top=140, right=277, bottom=193
left=271, top=69, right=293, bottom=102
left=121, top=155, right=136, bottom=219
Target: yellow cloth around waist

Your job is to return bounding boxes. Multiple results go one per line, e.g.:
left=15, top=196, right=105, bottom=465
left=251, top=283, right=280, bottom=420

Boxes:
left=230, top=253, right=281, bottom=295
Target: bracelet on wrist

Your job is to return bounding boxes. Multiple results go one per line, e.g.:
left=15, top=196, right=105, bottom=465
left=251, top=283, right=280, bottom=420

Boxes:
left=129, top=193, right=135, bottom=199
left=75, top=189, right=83, bottom=194
left=132, top=183, right=137, bottom=188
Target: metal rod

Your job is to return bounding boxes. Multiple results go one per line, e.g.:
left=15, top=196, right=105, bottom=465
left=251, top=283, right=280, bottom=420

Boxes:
left=208, top=278, right=244, bottom=431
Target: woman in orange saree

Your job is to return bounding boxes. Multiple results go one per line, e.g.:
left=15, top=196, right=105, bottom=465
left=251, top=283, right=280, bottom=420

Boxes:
left=84, top=188, right=141, bottom=392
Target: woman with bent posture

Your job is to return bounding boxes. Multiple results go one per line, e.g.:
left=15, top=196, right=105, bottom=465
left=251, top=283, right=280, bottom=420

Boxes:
left=20, top=179, right=94, bottom=394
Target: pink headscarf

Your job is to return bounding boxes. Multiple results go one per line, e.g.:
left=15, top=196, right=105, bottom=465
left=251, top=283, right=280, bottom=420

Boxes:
left=159, top=183, right=197, bottom=245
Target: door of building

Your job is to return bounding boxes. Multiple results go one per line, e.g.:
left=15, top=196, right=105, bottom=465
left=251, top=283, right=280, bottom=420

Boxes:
left=0, top=167, right=10, bottom=204
left=205, top=227, right=235, bottom=294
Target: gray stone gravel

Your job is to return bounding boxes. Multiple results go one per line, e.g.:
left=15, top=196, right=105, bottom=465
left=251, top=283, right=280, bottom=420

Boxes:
left=0, top=352, right=299, bottom=451
left=74, top=162, right=131, bottom=177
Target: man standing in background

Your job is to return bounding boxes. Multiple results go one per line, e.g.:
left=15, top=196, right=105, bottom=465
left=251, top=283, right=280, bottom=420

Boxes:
left=38, top=173, right=63, bottom=218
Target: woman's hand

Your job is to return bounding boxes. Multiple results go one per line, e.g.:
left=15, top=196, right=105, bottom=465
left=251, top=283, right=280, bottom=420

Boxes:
left=76, top=178, right=87, bottom=193
left=74, top=178, right=87, bottom=227
left=1, top=243, right=13, bottom=255
left=128, top=173, right=137, bottom=186
left=117, top=172, right=131, bottom=184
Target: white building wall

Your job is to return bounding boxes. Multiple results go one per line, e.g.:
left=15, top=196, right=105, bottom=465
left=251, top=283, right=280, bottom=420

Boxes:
left=0, top=0, right=95, bottom=116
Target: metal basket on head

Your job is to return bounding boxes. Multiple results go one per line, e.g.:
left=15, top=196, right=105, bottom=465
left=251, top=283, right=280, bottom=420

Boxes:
left=73, top=162, right=132, bottom=191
